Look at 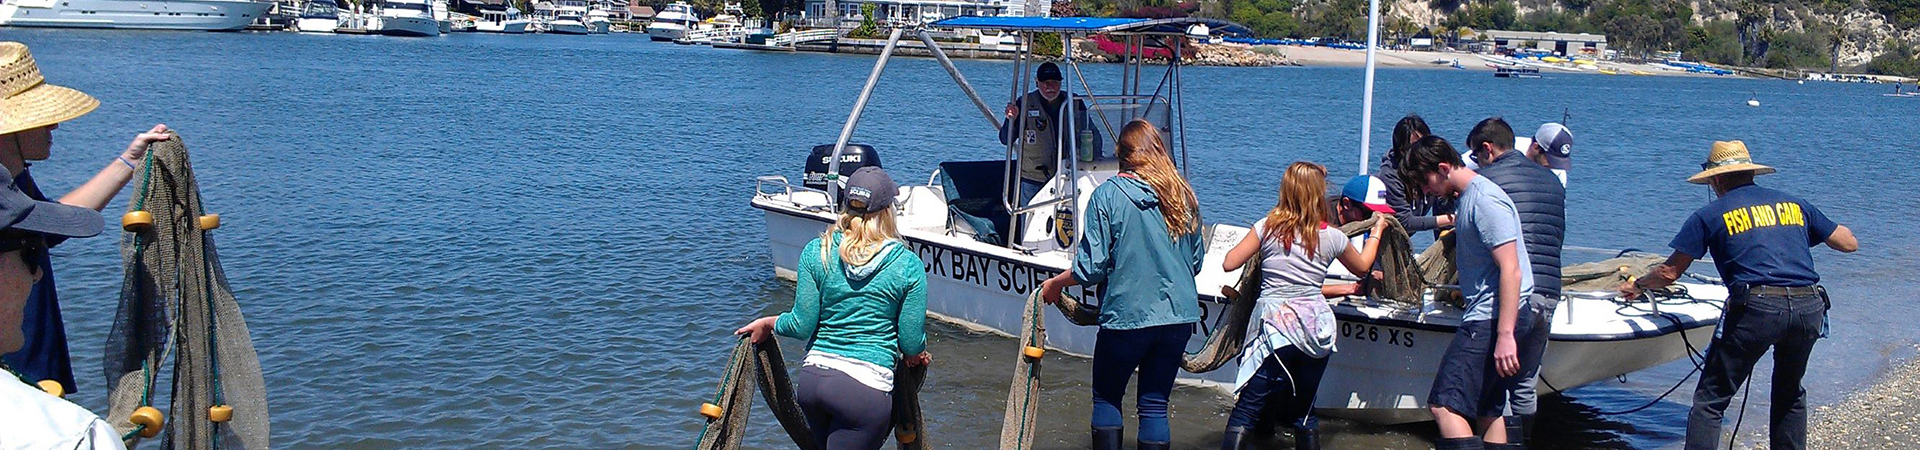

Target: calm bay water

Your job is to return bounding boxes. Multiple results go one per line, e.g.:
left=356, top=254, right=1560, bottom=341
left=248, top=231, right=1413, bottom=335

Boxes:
left=5, top=29, right=1917, bottom=449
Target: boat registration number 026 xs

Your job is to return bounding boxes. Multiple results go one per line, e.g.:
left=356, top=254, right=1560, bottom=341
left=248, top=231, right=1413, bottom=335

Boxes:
left=1340, top=322, right=1418, bottom=348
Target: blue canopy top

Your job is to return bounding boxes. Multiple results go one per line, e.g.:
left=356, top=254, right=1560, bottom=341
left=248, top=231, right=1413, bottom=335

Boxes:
left=931, top=16, right=1250, bottom=36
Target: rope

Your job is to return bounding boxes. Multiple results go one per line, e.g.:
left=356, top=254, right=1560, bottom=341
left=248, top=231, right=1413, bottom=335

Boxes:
left=101, top=135, right=269, bottom=450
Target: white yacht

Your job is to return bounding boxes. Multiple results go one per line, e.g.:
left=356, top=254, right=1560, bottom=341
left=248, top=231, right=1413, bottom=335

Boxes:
left=646, top=1, right=696, bottom=41
left=545, top=0, right=588, bottom=34
left=0, top=0, right=273, bottom=30
left=472, top=5, right=527, bottom=33
left=292, top=0, right=339, bottom=32
left=374, top=0, right=437, bottom=36
left=585, top=6, right=609, bottom=33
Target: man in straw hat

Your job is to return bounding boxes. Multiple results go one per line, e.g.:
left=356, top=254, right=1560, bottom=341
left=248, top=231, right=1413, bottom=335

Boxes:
left=0, top=164, right=124, bottom=449
left=1620, top=140, right=1857, bottom=450
left=0, top=41, right=174, bottom=398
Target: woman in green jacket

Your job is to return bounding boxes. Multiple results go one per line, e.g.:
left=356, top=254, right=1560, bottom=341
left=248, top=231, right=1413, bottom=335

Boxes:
left=1039, top=119, right=1206, bottom=450
left=736, top=166, right=931, bottom=450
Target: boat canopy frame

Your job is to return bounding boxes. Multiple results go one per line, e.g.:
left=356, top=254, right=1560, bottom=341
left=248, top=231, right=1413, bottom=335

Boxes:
left=818, top=16, right=1251, bottom=252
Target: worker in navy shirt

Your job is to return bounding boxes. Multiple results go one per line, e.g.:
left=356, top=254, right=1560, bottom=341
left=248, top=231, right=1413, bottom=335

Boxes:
left=1621, top=141, right=1857, bottom=450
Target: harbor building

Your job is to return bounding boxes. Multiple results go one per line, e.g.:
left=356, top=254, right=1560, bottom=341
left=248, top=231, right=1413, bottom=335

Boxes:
left=1481, top=29, right=1608, bottom=57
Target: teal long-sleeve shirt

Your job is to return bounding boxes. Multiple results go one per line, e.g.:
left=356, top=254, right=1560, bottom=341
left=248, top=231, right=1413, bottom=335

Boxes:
left=1071, top=176, right=1206, bottom=330
left=774, top=234, right=929, bottom=371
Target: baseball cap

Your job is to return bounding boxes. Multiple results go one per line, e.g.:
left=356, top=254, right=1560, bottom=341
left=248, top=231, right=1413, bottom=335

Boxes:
left=1036, top=62, right=1063, bottom=82
left=0, top=169, right=101, bottom=240
left=1533, top=123, right=1572, bottom=170
left=839, top=166, right=898, bottom=215
left=1341, top=175, right=1394, bottom=214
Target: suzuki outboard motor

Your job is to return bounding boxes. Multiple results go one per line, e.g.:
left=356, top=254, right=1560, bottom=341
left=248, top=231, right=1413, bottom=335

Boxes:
left=803, top=143, right=882, bottom=191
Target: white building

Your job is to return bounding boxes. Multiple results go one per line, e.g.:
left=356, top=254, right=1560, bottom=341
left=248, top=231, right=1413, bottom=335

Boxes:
left=1481, top=30, right=1609, bottom=57
left=801, top=0, right=1025, bottom=26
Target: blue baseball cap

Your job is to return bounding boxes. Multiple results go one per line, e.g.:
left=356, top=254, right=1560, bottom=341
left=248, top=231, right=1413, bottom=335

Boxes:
left=1341, top=175, right=1393, bottom=214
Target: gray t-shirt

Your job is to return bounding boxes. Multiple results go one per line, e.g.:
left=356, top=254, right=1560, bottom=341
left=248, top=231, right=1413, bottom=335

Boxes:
left=1251, top=218, right=1350, bottom=299
left=1454, top=175, right=1533, bottom=322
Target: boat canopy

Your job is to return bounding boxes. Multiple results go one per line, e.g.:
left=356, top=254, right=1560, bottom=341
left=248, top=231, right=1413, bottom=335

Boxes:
left=930, top=16, right=1250, bottom=37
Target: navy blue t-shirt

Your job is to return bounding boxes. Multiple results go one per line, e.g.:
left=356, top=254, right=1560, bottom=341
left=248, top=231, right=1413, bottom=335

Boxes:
left=1669, top=184, right=1837, bottom=287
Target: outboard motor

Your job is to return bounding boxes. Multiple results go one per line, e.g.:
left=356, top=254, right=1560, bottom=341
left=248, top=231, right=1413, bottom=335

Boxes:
left=803, top=143, right=882, bottom=191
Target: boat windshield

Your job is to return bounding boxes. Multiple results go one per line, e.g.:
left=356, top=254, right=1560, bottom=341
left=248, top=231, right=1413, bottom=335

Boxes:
left=382, top=2, right=429, bottom=11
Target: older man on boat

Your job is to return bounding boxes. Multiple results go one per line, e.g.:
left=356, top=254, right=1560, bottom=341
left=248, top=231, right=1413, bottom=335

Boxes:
left=1621, top=141, right=1857, bottom=450
left=0, top=41, right=174, bottom=397
left=999, top=62, right=1101, bottom=205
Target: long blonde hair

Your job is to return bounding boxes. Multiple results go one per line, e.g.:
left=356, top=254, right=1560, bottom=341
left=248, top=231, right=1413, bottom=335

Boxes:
left=1261, top=162, right=1330, bottom=258
left=820, top=206, right=901, bottom=267
left=1117, top=119, right=1200, bottom=237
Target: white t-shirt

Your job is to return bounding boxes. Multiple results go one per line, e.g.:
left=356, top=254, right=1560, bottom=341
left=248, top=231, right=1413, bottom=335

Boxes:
left=1249, top=218, right=1350, bottom=299
left=0, top=377, right=126, bottom=450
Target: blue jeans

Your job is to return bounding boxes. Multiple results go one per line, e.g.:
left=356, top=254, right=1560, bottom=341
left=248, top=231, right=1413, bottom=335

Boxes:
left=1091, top=324, right=1188, bottom=444
left=1018, top=178, right=1045, bottom=206
left=1685, top=287, right=1826, bottom=450
left=1227, top=345, right=1328, bottom=431
left=1507, top=294, right=1556, bottom=416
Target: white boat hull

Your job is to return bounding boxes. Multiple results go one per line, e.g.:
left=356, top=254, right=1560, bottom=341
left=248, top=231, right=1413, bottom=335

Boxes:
left=473, top=18, right=527, bottom=33
left=648, top=23, right=686, bottom=41
left=0, top=0, right=272, bottom=30
left=376, top=15, right=437, bottom=36
left=293, top=16, right=337, bottom=32
left=547, top=19, right=587, bottom=34
left=753, top=189, right=1724, bottom=424
left=587, top=19, right=608, bottom=34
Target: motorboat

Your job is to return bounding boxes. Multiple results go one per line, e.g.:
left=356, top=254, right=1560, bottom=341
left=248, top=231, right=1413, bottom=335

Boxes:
left=647, top=1, right=697, bottom=41
left=545, top=0, right=589, bottom=34
left=586, top=6, right=609, bottom=33
left=472, top=5, right=528, bottom=33
left=293, top=0, right=340, bottom=32
left=0, top=0, right=272, bottom=30
left=749, top=17, right=1727, bottom=424
left=374, top=0, right=438, bottom=36
left=1495, top=66, right=1542, bottom=78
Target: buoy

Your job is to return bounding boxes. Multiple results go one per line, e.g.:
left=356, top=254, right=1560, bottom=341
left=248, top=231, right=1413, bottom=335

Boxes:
left=122, top=211, right=153, bottom=232
left=1746, top=99, right=1761, bottom=107
left=699, top=403, right=723, bottom=420
left=1023, top=345, right=1045, bottom=360
left=36, top=379, right=63, bottom=397
left=130, top=406, right=165, bottom=438
left=896, top=429, right=918, bottom=444
left=209, top=405, right=233, bottom=423
left=197, top=214, right=220, bottom=230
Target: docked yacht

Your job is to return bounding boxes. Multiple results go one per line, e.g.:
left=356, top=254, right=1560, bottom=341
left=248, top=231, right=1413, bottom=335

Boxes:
left=545, top=0, right=589, bottom=34
left=0, top=0, right=273, bottom=30
left=292, top=0, right=340, bottom=32
left=472, top=5, right=528, bottom=33
left=586, top=6, right=609, bottom=33
left=646, top=1, right=696, bottom=41
left=750, top=17, right=1727, bottom=424
left=374, top=0, right=437, bottom=36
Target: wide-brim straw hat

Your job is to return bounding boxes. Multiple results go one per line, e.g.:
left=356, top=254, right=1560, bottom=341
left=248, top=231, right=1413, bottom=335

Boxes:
left=1687, top=140, right=1776, bottom=184
left=0, top=42, right=99, bottom=136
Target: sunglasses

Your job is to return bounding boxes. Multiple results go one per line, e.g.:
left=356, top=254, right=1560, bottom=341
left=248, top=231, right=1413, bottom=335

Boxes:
left=0, top=234, right=48, bottom=277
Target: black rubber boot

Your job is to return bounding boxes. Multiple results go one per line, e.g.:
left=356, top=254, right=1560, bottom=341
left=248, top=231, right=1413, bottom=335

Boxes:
left=1501, top=415, right=1527, bottom=447
left=1092, top=427, right=1123, bottom=450
left=1137, top=441, right=1170, bottom=450
left=1434, top=437, right=1485, bottom=450
left=1219, top=426, right=1248, bottom=450
left=1484, top=441, right=1525, bottom=450
left=1292, top=428, right=1319, bottom=450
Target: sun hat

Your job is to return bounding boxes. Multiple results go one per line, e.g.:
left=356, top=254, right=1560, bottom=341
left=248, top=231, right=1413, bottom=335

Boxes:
left=0, top=42, right=99, bottom=136
left=0, top=167, right=101, bottom=240
left=1341, top=175, right=1394, bottom=214
left=840, top=166, right=898, bottom=215
left=1688, top=140, right=1776, bottom=185
left=1533, top=123, right=1573, bottom=170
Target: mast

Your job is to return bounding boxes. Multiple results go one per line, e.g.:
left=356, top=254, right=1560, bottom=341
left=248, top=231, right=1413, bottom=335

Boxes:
left=1358, top=0, right=1380, bottom=175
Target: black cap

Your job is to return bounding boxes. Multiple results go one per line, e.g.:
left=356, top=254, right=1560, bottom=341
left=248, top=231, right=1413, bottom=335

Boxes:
left=840, top=166, right=898, bottom=215
left=1036, top=62, right=1063, bottom=82
left=0, top=170, right=102, bottom=241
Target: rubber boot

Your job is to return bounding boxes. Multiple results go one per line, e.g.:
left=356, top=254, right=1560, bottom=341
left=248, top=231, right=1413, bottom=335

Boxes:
left=1091, top=427, right=1122, bottom=450
left=1484, top=441, right=1525, bottom=450
left=1219, top=426, right=1248, bottom=450
left=1292, top=428, right=1319, bottom=450
left=1434, top=437, right=1485, bottom=450
left=1137, top=441, right=1170, bottom=450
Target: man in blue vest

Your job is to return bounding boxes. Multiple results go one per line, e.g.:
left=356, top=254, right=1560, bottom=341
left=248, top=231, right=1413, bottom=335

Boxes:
left=1465, top=118, right=1565, bottom=448
left=1621, top=140, right=1857, bottom=450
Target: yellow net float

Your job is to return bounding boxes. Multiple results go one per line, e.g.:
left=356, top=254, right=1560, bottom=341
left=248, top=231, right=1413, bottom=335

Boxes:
left=197, top=214, right=220, bottom=231
left=209, top=404, right=233, bottom=423
left=130, top=406, right=165, bottom=438
left=36, top=379, right=63, bottom=397
left=699, top=402, right=723, bottom=420
left=1022, top=345, right=1045, bottom=360
left=121, top=211, right=153, bottom=232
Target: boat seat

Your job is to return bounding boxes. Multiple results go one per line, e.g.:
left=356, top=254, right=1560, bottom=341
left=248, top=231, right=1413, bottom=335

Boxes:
left=937, top=160, right=1017, bottom=246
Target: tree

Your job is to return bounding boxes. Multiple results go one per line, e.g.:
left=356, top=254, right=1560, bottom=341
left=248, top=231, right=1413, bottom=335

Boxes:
left=1866, top=39, right=1920, bottom=76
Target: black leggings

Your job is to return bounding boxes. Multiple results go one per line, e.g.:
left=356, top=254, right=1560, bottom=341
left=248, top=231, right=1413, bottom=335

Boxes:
left=796, top=365, right=893, bottom=450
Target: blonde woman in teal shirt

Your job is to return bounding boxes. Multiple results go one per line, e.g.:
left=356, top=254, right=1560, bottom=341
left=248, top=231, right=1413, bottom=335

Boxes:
left=737, top=167, right=930, bottom=450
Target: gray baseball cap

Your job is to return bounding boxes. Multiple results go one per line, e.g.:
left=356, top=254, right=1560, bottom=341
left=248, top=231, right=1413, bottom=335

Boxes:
left=840, top=166, right=898, bottom=215
left=1533, top=123, right=1573, bottom=170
